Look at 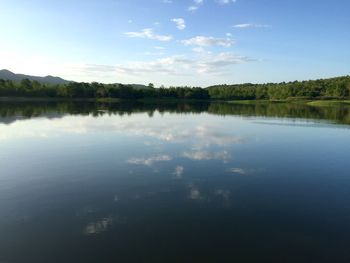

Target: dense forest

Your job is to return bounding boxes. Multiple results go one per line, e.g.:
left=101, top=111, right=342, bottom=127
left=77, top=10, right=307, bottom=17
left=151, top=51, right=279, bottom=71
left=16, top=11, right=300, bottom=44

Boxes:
left=0, top=75, right=349, bottom=100
left=207, top=76, right=350, bottom=100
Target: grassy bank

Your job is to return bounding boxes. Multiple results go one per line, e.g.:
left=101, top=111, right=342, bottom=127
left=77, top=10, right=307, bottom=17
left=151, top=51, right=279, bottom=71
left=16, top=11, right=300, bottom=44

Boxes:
left=228, top=99, right=350, bottom=107
left=306, top=100, right=350, bottom=107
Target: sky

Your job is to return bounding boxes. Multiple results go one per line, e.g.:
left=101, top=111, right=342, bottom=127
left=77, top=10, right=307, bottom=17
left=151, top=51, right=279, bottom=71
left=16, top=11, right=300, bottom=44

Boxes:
left=0, top=0, right=349, bottom=87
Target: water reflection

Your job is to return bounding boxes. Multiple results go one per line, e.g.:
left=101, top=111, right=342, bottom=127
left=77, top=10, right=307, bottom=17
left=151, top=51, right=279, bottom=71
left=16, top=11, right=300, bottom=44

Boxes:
left=0, top=101, right=350, bottom=262
left=173, top=166, right=184, bottom=178
left=128, top=155, right=172, bottom=166
left=182, top=150, right=231, bottom=162
left=1, top=100, right=350, bottom=125
left=85, top=217, right=113, bottom=235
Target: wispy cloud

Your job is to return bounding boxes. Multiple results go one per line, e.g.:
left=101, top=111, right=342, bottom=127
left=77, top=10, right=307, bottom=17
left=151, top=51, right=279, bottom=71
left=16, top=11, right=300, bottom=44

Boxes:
left=171, top=18, right=186, bottom=30
left=188, top=0, right=204, bottom=12
left=125, top=28, right=173, bottom=42
left=116, top=52, right=253, bottom=76
left=216, top=0, right=237, bottom=4
left=188, top=6, right=198, bottom=12
left=192, top=47, right=206, bottom=53
left=233, top=23, right=271, bottom=28
left=181, top=36, right=234, bottom=47
left=116, top=56, right=192, bottom=76
left=197, top=52, right=253, bottom=74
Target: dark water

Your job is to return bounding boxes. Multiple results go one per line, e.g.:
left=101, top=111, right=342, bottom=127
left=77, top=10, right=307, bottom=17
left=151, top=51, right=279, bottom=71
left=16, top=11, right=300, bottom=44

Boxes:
left=1, top=101, right=350, bottom=263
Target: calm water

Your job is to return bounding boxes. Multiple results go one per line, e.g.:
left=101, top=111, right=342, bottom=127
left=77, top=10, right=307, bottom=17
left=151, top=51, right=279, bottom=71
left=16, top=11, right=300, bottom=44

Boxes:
left=1, top=101, right=350, bottom=263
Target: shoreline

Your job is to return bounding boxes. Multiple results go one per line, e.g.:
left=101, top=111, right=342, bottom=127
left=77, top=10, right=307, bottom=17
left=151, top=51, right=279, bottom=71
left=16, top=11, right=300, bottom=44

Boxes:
left=0, top=97, right=350, bottom=107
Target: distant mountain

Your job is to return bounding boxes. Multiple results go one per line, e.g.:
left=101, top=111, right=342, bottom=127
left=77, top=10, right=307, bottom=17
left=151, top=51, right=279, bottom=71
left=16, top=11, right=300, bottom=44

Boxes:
left=0, top=69, right=151, bottom=88
left=0, top=69, right=70, bottom=85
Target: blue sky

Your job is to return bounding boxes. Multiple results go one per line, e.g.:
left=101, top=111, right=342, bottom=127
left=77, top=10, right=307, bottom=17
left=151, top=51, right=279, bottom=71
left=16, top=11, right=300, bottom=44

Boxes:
left=0, top=0, right=349, bottom=86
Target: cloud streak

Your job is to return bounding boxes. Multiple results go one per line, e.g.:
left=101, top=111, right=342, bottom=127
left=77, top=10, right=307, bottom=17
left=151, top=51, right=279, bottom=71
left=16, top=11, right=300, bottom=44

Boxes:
left=216, top=0, right=237, bottom=4
left=188, top=0, right=204, bottom=12
left=182, top=36, right=234, bottom=47
left=125, top=28, right=173, bottom=41
left=115, top=52, right=253, bottom=76
left=233, top=23, right=271, bottom=28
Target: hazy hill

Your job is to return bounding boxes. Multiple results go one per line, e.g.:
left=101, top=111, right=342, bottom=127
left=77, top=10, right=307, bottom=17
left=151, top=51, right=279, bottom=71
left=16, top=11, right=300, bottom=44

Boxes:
left=0, top=69, right=152, bottom=89
left=0, top=69, right=70, bottom=85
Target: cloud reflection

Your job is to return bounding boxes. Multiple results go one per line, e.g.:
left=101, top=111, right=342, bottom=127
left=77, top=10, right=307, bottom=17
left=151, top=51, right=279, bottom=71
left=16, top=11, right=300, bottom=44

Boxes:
left=84, top=217, right=113, bottom=235
left=189, top=187, right=202, bottom=200
left=0, top=113, right=242, bottom=149
left=183, top=150, right=230, bottom=162
left=229, top=168, right=247, bottom=175
left=173, top=165, right=184, bottom=178
left=128, top=154, right=172, bottom=166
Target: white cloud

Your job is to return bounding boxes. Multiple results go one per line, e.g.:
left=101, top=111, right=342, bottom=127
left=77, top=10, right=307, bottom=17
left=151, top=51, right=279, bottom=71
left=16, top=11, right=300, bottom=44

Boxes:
left=144, top=51, right=164, bottom=56
left=181, top=36, right=234, bottom=47
left=216, top=0, right=237, bottom=4
left=188, top=0, right=204, bottom=12
left=188, top=5, right=198, bottom=12
left=233, top=23, right=271, bottom=28
left=125, top=28, right=173, bottom=42
left=192, top=47, right=206, bottom=53
left=0, top=50, right=252, bottom=85
left=128, top=154, right=172, bottom=166
left=171, top=18, right=186, bottom=30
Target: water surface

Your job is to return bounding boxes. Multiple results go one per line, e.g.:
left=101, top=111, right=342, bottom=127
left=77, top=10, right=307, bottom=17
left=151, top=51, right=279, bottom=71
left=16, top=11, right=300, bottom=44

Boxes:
left=1, top=101, right=350, bottom=263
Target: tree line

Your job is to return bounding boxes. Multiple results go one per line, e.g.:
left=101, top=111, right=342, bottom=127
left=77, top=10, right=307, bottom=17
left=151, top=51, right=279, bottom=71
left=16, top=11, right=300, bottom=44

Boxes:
left=0, top=75, right=350, bottom=100
left=0, top=79, right=208, bottom=99
left=207, top=76, right=350, bottom=100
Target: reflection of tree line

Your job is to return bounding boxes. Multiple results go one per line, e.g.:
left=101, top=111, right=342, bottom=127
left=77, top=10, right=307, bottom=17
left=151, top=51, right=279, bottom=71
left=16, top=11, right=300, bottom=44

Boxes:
left=0, top=101, right=350, bottom=125
left=208, top=103, right=350, bottom=124
left=0, top=101, right=211, bottom=122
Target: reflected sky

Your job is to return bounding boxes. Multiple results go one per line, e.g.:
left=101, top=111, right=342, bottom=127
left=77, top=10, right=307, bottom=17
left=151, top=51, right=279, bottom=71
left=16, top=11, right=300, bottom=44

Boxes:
left=1, top=105, right=350, bottom=263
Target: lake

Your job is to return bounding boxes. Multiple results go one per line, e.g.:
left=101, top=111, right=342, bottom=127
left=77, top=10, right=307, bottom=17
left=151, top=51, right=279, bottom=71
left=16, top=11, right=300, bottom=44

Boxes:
left=0, top=101, right=350, bottom=263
